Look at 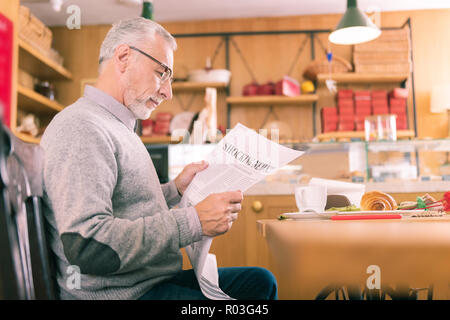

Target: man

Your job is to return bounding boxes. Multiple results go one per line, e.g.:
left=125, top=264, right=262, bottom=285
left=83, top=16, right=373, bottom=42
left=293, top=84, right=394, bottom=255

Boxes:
left=41, top=17, right=277, bottom=300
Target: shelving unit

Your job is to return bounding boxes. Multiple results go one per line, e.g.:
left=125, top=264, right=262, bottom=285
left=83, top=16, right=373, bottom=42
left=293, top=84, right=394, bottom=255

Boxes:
left=316, top=130, right=415, bottom=142
left=18, top=39, right=72, bottom=81
left=14, top=38, right=72, bottom=144
left=172, top=81, right=228, bottom=91
left=140, top=136, right=183, bottom=144
left=173, top=20, right=417, bottom=141
left=17, top=85, right=64, bottom=114
left=226, top=94, right=318, bottom=106
left=316, top=72, right=409, bottom=84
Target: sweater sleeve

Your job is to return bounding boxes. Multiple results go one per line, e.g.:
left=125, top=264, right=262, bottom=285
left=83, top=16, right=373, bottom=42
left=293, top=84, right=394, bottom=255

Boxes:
left=42, top=120, right=200, bottom=276
left=161, top=180, right=181, bottom=208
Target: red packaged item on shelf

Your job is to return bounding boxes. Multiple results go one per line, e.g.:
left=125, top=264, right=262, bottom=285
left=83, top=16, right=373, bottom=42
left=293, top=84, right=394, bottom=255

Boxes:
left=338, top=121, right=355, bottom=131
left=339, top=113, right=355, bottom=121
left=275, top=76, right=300, bottom=96
left=396, top=115, right=408, bottom=129
left=373, top=107, right=389, bottom=115
left=141, top=119, right=154, bottom=137
left=355, top=108, right=372, bottom=117
left=337, top=89, right=353, bottom=99
left=372, top=90, right=387, bottom=100
left=242, top=82, right=259, bottom=96
left=356, top=121, right=365, bottom=131
left=338, top=98, right=354, bottom=108
left=389, top=97, right=406, bottom=108
left=339, top=107, right=355, bottom=115
left=355, top=114, right=370, bottom=123
left=389, top=88, right=408, bottom=99
left=321, top=106, right=338, bottom=116
left=257, top=81, right=275, bottom=95
left=155, top=112, right=173, bottom=121
left=355, top=100, right=371, bottom=108
left=390, top=105, right=407, bottom=115
left=354, top=90, right=371, bottom=100
left=322, top=122, right=338, bottom=133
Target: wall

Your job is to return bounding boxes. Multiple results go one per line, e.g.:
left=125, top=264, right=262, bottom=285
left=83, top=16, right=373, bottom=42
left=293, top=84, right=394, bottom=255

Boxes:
left=50, top=9, right=450, bottom=139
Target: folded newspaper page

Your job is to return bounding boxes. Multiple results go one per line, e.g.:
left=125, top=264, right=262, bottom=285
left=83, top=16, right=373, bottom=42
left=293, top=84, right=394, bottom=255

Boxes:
left=178, top=123, right=304, bottom=299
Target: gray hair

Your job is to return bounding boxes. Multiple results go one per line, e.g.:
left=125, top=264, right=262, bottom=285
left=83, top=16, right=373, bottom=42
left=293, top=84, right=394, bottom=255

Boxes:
left=98, top=17, right=177, bottom=71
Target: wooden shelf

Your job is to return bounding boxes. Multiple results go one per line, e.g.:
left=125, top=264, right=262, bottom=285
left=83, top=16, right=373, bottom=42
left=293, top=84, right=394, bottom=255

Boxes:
left=316, top=130, right=415, bottom=142
left=172, top=81, right=228, bottom=91
left=140, top=135, right=183, bottom=144
left=18, top=39, right=72, bottom=81
left=13, top=131, right=40, bottom=144
left=226, top=94, right=318, bottom=105
left=317, top=73, right=409, bottom=84
left=17, top=85, right=64, bottom=115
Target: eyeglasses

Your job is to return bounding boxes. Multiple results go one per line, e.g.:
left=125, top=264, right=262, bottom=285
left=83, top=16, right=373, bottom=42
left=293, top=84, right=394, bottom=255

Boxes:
left=129, top=46, right=173, bottom=84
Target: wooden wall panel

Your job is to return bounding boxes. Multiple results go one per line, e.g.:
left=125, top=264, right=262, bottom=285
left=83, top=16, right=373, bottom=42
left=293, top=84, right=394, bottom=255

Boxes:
left=50, top=9, right=450, bottom=139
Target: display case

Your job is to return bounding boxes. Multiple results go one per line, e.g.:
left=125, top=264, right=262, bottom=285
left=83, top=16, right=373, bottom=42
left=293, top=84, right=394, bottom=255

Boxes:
left=166, top=139, right=450, bottom=187
left=289, top=139, right=450, bottom=183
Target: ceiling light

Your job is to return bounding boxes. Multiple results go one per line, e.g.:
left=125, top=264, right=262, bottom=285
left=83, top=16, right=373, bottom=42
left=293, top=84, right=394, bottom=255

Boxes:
left=329, top=0, right=381, bottom=45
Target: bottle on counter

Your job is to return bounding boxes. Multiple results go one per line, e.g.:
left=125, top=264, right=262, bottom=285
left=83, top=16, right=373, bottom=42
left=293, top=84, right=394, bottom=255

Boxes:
left=141, top=0, right=153, bottom=20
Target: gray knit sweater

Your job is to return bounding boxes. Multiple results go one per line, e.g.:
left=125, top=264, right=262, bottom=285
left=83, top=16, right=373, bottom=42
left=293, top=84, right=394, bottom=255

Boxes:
left=40, top=85, right=202, bottom=300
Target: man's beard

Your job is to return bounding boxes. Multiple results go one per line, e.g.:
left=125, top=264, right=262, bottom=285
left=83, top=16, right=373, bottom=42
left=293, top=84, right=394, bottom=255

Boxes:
left=128, top=99, right=153, bottom=120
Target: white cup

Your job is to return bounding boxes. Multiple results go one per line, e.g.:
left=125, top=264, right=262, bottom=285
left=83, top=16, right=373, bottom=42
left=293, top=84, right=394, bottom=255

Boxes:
left=295, top=185, right=327, bottom=213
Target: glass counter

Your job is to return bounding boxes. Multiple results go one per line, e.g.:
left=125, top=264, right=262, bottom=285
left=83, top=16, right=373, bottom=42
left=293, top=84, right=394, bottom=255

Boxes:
left=165, top=139, right=450, bottom=185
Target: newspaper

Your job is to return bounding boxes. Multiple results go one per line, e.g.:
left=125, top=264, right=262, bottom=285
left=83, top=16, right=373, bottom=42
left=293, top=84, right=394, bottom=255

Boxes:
left=178, top=123, right=303, bottom=299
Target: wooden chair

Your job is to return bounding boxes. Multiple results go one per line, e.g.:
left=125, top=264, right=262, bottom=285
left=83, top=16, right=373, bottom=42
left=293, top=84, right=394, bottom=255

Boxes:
left=0, top=123, right=57, bottom=299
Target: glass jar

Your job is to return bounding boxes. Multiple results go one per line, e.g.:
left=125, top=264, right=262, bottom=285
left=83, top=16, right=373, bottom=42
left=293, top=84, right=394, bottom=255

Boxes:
left=364, top=114, right=397, bottom=141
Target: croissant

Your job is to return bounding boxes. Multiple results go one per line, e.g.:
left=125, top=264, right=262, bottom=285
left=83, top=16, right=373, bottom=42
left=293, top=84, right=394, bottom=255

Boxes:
left=361, top=191, right=398, bottom=211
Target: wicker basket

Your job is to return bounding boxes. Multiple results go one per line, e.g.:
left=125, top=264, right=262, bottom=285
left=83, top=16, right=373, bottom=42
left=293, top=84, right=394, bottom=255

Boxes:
left=303, top=55, right=353, bottom=81
left=18, top=5, right=53, bottom=51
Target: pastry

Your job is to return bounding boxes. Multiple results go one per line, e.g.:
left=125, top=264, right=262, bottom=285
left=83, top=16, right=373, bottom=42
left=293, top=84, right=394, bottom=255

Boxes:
left=360, top=191, right=398, bottom=211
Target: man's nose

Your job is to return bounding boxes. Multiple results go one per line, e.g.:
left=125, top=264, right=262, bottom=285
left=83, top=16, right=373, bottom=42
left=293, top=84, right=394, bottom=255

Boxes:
left=159, top=80, right=173, bottom=100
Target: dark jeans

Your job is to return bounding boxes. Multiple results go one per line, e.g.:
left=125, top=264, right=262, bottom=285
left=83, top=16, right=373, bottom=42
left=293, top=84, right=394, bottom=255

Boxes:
left=138, top=267, right=278, bottom=300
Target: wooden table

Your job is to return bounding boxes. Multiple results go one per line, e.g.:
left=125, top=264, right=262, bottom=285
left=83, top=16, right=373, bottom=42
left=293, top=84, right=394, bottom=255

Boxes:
left=257, top=216, right=450, bottom=299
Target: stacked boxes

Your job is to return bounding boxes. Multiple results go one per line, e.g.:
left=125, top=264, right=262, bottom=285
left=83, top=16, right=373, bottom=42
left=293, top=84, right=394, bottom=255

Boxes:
left=389, top=88, right=408, bottom=130
left=354, top=90, right=371, bottom=131
left=337, top=89, right=354, bottom=131
left=321, top=107, right=338, bottom=133
left=152, top=112, right=173, bottom=135
left=320, top=87, right=409, bottom=133
left=371, top=90, right=389, bottom=115
left=353, top=28, right=411, bottom=74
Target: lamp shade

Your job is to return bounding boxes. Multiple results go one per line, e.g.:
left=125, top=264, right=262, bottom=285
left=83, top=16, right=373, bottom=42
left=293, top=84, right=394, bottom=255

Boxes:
left=329, top=0, right=381, bottom=45
left=430, top=84, right=450, bottom=113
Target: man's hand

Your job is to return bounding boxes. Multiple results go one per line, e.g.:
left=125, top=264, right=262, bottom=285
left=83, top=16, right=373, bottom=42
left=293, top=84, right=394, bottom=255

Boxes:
left=174, top=161, right=209, bottom=195
left=195, top=191, right=243, bottom=237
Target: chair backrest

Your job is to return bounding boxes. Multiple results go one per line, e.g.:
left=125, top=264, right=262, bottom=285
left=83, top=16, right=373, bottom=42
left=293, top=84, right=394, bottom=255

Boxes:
left=0, top=124, right=57, bottom=300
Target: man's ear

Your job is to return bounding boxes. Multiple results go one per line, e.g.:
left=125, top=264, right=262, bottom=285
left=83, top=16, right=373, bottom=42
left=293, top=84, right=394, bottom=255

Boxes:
left=114, top=44, right=131, bottom=73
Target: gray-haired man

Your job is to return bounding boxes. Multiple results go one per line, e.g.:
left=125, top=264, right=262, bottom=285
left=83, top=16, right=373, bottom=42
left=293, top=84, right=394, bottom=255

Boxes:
left=41, top=17, right=277, bottom=300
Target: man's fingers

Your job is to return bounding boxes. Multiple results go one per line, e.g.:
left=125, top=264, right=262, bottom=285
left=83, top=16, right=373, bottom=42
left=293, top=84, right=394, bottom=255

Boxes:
left=230, top=213, right=238, bottom=221
left=191, top=160, right=208, bottom=172
left=226, top=190, right=243, bottom=203
left=228, top=203, right=242, bottom=213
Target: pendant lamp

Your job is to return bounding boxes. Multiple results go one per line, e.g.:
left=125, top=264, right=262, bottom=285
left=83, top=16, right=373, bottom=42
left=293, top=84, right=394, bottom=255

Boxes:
left=329, top=0, right=381, bottom=45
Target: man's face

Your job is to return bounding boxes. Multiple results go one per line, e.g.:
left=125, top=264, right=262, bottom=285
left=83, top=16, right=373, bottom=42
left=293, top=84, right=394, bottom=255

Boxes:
left=122, top=35, right=174, bottom=120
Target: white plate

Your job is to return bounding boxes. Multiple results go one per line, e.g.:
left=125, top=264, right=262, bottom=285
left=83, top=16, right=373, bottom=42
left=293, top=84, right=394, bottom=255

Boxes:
left=282, top=211, right=337, bottom=219
left=336, top=210, right=426, bottom=216
left=281, top=210, right=427, bottom=220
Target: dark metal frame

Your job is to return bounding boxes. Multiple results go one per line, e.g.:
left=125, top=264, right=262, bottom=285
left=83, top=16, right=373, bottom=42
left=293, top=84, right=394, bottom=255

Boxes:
left=172, top=18, right=417, bottom=138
